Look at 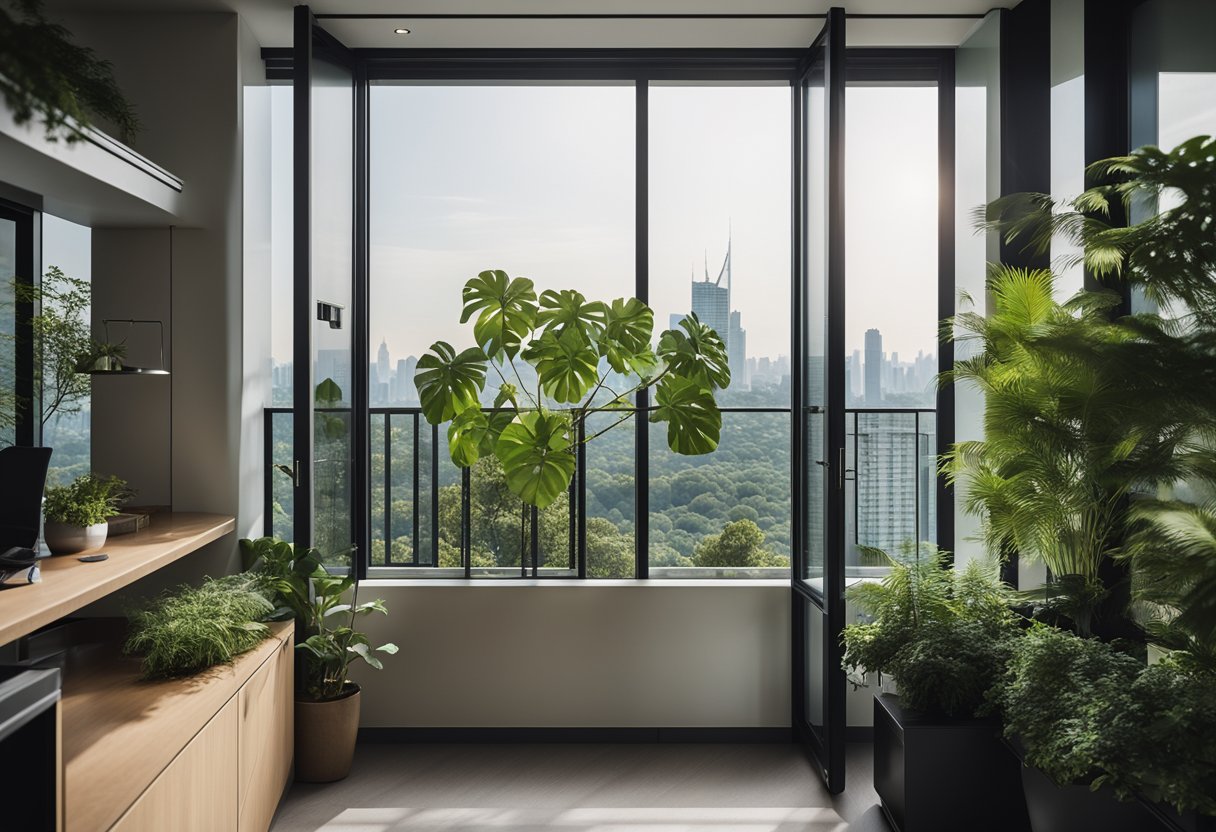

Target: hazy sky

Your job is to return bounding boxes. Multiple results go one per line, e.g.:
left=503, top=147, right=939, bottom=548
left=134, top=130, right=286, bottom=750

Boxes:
left=271, top=82, right=943, bottom=366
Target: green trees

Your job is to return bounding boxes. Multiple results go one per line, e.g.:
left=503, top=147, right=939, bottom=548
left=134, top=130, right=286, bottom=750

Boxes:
left=692, top=519, right=783, bottom=569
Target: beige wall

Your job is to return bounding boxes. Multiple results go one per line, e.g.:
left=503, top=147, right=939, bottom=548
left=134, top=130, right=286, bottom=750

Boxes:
left=350, top=582, right=792, bottom=728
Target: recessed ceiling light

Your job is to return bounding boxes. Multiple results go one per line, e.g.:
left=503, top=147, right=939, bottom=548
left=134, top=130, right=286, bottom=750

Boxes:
left=394, top=27, right=411, bottom=35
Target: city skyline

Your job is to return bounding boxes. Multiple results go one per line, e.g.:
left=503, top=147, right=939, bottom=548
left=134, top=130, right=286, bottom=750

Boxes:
left=274, top=320, right=936, bottom=409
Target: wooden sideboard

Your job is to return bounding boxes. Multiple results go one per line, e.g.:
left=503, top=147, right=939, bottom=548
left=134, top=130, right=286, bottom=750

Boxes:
left=63, top=620, right=294, bottom=832
left=0, top=512, right=294, bottom=832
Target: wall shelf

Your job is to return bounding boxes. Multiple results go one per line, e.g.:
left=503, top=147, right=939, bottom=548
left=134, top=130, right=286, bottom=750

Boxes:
left=0, top=103, right=183, bottom=227
left=0, top=512, right=235, bottom=646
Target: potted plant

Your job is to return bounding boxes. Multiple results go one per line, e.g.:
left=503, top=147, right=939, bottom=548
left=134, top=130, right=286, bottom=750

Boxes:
left=953, top=135, right=1216, bottom=832
left=993, top=624, right=1216, bottom=832
left=842, top=544, right=1028, bottom=832
left=43, top=472, right=131, bottom=554
left=240, top=536, right=397, bottom=783
left=414, top=271, right=730, bottom=515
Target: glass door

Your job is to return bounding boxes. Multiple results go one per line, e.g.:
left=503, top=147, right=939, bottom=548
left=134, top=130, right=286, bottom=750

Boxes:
left=292, top=7, right=357, bottom=567
left=792, top=7, right=846, bottom=794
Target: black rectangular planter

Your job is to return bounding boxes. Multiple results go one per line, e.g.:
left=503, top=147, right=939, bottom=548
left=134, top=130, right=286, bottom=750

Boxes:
left=874, top=693, right=1030, bottom=832
left=1009, top=740, right=1214, bottom=832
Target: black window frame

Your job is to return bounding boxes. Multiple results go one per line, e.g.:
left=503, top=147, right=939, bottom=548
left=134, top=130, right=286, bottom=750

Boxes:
left=264, top=44, right=957, bottom=582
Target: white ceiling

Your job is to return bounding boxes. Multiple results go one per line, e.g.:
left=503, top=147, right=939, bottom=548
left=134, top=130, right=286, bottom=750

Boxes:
left=45, top=1, right=1019, bottom=49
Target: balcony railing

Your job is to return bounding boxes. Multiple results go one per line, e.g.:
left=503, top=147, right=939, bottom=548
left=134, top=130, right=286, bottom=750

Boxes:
left=263, top=406, right=936, bottom=576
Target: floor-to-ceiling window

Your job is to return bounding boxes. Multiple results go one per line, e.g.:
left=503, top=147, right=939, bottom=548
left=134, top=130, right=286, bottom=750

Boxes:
left=264, top=52, right=953, bottom=580
left=844, top=83, right=939, bottom=570
left=367, top=82, right=636, bottom=577
left=648, top=83, right=791, bottom=577
left=40, top=215, right=92, bottom=484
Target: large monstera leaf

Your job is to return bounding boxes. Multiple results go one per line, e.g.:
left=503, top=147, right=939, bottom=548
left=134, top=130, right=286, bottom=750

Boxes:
left=657, top=313, right=731, bottom=390
left=522, top=329, right=599, bottom=404
left=447, top=408, right=513, bottom=467
left=460, top=270, right=538, bottom=361
left=413, top=341, right=488, bottom=424
left=650, top=376, right=722, bottom=455
left=494, top=411, right=576, bottom=508
left=600, top=297, right=658, bottom=377
left=536, top=289, right=607, bottom=343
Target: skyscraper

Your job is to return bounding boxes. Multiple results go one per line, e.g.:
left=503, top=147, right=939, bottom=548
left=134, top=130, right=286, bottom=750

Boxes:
left=689, top=233, right=745, bottom=388
left=376, top=338, right=390, bottom=384
left=728, top=310, right=748, bottom=389
left=864, top=328, right=883, bottom=404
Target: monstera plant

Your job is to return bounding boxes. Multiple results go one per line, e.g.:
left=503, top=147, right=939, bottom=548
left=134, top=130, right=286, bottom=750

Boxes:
left=414, top=270, right=730, bottom=509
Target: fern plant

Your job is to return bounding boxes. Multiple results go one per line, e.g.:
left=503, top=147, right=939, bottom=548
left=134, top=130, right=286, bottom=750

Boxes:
left=124, top=575, right=274, bottom=679
left=842, top=544, right=1018, bottom=717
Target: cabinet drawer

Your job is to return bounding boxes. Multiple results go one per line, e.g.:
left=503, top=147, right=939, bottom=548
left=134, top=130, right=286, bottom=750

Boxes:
left=110, top=698, right=238, bottom=832
left=238, top=634, right=294, bottom=832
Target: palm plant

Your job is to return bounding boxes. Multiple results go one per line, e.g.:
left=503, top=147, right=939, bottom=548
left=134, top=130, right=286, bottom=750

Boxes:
left=414, top=270, right=730, bottom=511
left=949, top=137, right=1216, bottom=637
left=1118, top=500, right=1216, bottom=671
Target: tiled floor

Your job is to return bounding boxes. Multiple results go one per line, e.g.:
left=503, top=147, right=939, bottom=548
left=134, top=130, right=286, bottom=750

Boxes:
left=271, top=741, right=889, bottom=832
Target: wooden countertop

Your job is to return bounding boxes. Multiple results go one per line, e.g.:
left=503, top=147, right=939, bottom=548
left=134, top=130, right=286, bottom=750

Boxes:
left=62, top=620, right=293, bottom=832
left=0, top=512, right=235, bottom=646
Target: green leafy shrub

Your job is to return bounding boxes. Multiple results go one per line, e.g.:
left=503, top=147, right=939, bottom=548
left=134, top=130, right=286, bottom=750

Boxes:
left=240, top=537, right=398, bottom=701
left=44, top=472, right=132, bottom=526
left=124, top=575, right=274, bottom=679
left=842, top=544, right=1018, bottom=716
left=993, top=624, right=1216, bottom=815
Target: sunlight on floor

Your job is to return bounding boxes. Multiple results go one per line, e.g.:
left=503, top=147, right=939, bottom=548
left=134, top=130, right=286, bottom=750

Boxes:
left=308, top=806, right=850, bottom=832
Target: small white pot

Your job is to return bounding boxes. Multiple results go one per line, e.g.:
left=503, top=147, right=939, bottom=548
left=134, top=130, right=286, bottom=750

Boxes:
left=44, top=521, right=108, bottom=556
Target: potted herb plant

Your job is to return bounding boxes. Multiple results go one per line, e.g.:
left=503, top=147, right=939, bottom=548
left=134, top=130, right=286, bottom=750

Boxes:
left=240, top=537, right=397, bottom=783
left=43, top=472, right=131, bottom=554
left=842, top=544, right=1028, bottom=832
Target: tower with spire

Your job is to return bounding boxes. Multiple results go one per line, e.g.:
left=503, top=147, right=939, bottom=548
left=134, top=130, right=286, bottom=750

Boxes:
left=688, top=226, right=748, bottom=390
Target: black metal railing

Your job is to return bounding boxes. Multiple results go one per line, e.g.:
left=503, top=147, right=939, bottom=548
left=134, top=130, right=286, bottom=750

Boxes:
left=264, top=405, right=936, bottom=575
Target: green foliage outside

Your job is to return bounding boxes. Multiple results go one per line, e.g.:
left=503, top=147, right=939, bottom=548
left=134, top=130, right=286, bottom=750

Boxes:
left=0, top=0, right=139, bottom=143
left=43, top=472, right=131, bottom=526
left=414, top=271, right=731, bottom=511
left=123, top=574, right=274, bottom=679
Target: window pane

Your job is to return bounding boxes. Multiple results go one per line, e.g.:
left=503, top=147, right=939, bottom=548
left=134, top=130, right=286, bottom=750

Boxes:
left=649, top=84, right=792, bottom=407
left=844, top=85, right=939, bottom=571
left=368, top=83, right=634, bottom=576
left=650, top=411, right=790, bottom=578
left=0, top=217, right=17, bottom=448
left=41, top=215, right=92, bottom=485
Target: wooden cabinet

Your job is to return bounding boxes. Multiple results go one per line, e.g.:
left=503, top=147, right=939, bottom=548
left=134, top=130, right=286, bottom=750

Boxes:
left=239, top=634, right=294, bottom=832
left=64, top=621, right=294, bottom=832
left=111, top=699, right=239, bottom=832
